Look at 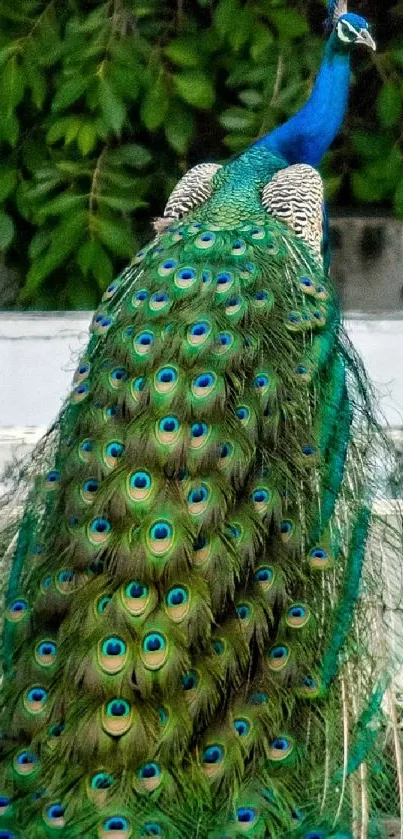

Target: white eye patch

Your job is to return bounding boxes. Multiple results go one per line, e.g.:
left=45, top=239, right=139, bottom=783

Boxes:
left=337, top=19, right=358, bottom=42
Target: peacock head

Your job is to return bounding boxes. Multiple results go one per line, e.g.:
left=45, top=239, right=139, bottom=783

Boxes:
left=334, top=13, right=376, bottom=52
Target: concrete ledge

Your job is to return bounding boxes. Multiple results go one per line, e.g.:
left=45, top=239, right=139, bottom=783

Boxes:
left=0, top=311, right=402, bottom=471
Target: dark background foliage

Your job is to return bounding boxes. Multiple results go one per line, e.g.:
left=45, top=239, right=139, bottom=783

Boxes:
left=0, top=0, right=402, bottom=309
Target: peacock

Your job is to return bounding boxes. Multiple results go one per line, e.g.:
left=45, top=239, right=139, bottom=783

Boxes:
left=0, top=1, right=400, bottom=837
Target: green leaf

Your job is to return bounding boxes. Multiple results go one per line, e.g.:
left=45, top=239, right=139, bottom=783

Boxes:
left=165, top=102, right=194, bottom=153
left=394, top=178, right=403, bottom=218
left=0, top=166, right=17, bottom=201
left=238, top=89, right=263, bottom=108
left=108, top=62, right=141, bottom=101
left=140, top=73, right=169, bottom=131
left=98, top=78, right=126, bottom=135
left=65, top=275, right=99, bottom=310
left=0, top=211, right=14, bottom=250
left=174, top=72, right=214, bottom=109
left=47, top=117, right=82, bottom=145
left=28, top=229, right=51, bottom=260
left=219, top=107, right=257, bottom=132
left=351, top=172, right=389, bottom=203
left=214, top=0, right=240, bottom=38
left=52, top=76, right=89, bottom=112
left=108, top=144, right=152, bottom=168
left=2, top=56, right=25, bottom=114
left=37, top=192, right=86, bottom=220
left=21, top=210, right=87, bottom=298
left=351, top=131, right=392, bottom=161
left=77, top=238, right=113, bottom=289
left=165, top=39, right=202, bottom=68
left=267, top=9, right=308, bottom=39
left=377, top=83, right=402, bottom=129
left=78, top=122, right=98, bottom=155
left=96, top=215, right=134, bottom=257
left=0, top=112, right=19, bottom=146
left=98, top=195, right=147, bottom=212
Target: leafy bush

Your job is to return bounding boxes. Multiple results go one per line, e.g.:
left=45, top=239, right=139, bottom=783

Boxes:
left=0, top=0, right=402, bottom=309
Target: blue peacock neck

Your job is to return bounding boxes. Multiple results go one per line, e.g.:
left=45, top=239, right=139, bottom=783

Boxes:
left=256, top=34, right=351, bottom=168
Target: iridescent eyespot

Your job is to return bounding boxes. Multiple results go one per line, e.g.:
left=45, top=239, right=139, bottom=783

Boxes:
left=150, top=291, right=170, bottom=312
left=103, top=281, right=118, bottom=300
left=268, top=736, right=294, bottom=760
left=71, top=382, right=90, bottom=403
left=90, top=517, right=111, bottom=534
left=160, top=415, right=179, bottom=433
left=165, top=586, right=189, bottom=622
left=202, top=745, right=223, bottom=764
left=254, top=566, right=274, bottom=588
left=134, top=290, right=148, bottom=307
left=248, top=691, right=268, bottom=704
left=158, top=259, right=178, bottom=277
left=140, top=632, right=167, bottom=670
left=79, top=438, right=94, bottom=460
left=218, top=332, right=233, bottom=348
left=236, top=807, right=256, bottom=823
left=225, top=296, right=243, bottom=315
left=143, top=823, right=164, bottom=837
left=109, top=368, right=128, bottom=388
left=158, top=707, right=168, bottom=724
left=6, top=598, right=28, bottom=622
left=128, top=470, right=152, bottom=503
left=187, top=484, right=209, bottom=514
left=44, top=803, right=65, bottom=825
left=98, top=316, right=112, bottom=332
left=102, top=816, right=130, bottom=832
left=149, top=521, right=172, bottom=541
left=48, top=723, right=64, bottom=737
left=280, top=520, right=293, bottom=537
left=234, top=718, right=250, bottom=736
left=190, top=422, right=210, bottom=450
left=24, top=687, right=48, bottom=713
left=195, top=231, right=216, bottom=249
left=155, top=366, right=178, bottom=392
left=81, top=478, right=99, bottom=501
left=97, top=595, right=111, bottom=614
left=187, top=320, right=211, bottom=346
left=286, top=604, right=310, bottom=628
left=251, top=226, right=265, bottom=240
left=147, top=521, right=174, bottom=557
left=253, top=374, right=269, bottom=391
left=201, top=270, right=212, bottom=284
left=235, top=405, right=250, bottom=424
left=35, top=641, right=57, bottom=666
left=181, top=671, right=198, bottom=691
left=236, top=603, right=251, bottom=621
left=134, top=331, right=154, bottom=354
left=215, top=271, right=233, bottom=292
left=231, top=239, right=246, bottom=255
left=268, top=645, right=290, bottom=670
left=300, top=276, right=315, bottom=293
left=74, top=362, right=90, bottom=384
left=90, top=772, right=114, bottom=790
left=137, top=762, right=161, bottom=779
left=14, top=750, right=39, bottom=773
left=174, top=267, right=197, bottom=289
left=102, top=637, right=126, bottom=656
left=212, top=639, right=225, bottom=655
left=192, top=372, right=216, bottom=398
left=104, top=441, right=124, bottom=468
left=126, top=581, right=147, bottom=599
left=106, top=699, right=130, bottom=717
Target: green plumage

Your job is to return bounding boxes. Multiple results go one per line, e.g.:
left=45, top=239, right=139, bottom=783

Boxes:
left=0, top=145, right=400, bottom=838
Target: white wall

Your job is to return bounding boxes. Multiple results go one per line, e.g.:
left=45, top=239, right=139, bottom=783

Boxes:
left=0, top=311, right=402, bottom=472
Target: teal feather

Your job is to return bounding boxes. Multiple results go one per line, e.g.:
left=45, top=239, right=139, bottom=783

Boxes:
left=0, top=7, right=400, bottom=836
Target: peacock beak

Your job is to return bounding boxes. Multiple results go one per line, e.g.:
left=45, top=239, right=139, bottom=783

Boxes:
left=356, top=29, right=376, bottom=51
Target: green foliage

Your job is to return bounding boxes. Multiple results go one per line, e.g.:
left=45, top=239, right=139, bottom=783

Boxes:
left=0, top=0, right=402, bottom=309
